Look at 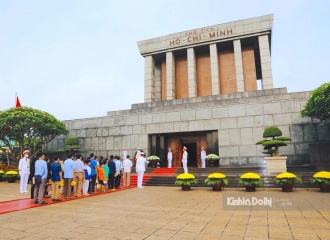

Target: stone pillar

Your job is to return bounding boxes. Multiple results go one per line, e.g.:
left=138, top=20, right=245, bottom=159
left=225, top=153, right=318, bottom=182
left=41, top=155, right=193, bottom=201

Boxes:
left=210, top=44, right=220, bottom=95
left=233, top=40, right=245, bottom=92
left=258, top=35, right=273, bottom=89
left=187, top=48, right=197, bottom=98
left=154, top=64, right=161, bottom=101
left=166, top=52, right=175, bottom=100
left=144, top=55, right=155, bottom=102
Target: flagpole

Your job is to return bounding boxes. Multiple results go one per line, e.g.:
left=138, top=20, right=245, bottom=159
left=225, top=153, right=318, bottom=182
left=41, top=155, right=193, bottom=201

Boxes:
left=15, top=92, right=17, bottom=107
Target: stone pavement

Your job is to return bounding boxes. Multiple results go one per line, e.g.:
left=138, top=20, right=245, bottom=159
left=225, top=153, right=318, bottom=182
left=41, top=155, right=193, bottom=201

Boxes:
left=0, top=182, right=330, bottom=240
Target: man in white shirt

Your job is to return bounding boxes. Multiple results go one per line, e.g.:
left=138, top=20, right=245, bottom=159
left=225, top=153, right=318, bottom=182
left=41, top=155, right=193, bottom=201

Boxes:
left=182, top=146, right=188, bottom=173
left=167, top=148, right=173, bottom=168
left=201, top=147, right=206, bottom=168
left=73, top=153, right=85, bottom=197
left=19, top=150, right=30, bottom=193
left=63, top=153, right=76, bottom=199
left=136, top=152, right=149, bottom=188
left=123, top=155, right=133, bottom=187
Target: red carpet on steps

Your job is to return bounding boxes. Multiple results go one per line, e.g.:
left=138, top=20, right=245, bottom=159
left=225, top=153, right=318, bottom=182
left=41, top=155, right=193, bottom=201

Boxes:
left=149, top=167, right=178, bottom=176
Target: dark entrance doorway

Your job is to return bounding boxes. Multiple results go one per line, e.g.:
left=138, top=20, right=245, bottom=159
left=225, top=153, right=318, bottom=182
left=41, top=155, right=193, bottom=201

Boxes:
left=185, top=142, right=197, bottom=167
left=148, top=130, right=218, bottom=167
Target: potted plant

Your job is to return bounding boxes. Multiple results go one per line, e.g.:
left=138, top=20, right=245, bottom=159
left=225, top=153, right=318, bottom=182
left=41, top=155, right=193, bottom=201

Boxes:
left=4, top=170, right=19, bottom=183
left=147, top=155, right=160, bottom=168
left=204, top=173, right=228, bottom=191
left=205, top=154, right=220, bottom=167
left=238, top=172, right=263, bottom=192
left=311, top=171, right=330, bottom=192
left=256, top=126, right=292, bottom=174
left=275, top=172, right=302, bottom=192
left=175, top=173, right=198, bottom=191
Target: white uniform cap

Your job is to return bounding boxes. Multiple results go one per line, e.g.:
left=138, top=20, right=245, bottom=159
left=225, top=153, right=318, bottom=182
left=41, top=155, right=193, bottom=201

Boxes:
left=23, top=150, right=30, bottom=155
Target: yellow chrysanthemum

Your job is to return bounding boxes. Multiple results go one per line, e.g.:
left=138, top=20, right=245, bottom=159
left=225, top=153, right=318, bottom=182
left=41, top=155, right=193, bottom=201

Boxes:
left=0, top=170, right=5, bottom=174
left=176, top=173, right=196, bottom=180
left=5, top=170, right=18, bottom=175
left=276, top=172, right=297, bottom=179
left=240, top=172, right=260, bottom=179
left=313, top=171, right=330, bottom=179
left=71, top=180, right=76, bottom=186
left=59, top=180, right=64, bottom=187
left=208, top=173, right=226, bottom=179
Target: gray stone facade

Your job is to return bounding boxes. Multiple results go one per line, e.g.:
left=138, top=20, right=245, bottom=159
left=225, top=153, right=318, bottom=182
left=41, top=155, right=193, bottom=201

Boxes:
left=46, top=88, right=329, bottom=166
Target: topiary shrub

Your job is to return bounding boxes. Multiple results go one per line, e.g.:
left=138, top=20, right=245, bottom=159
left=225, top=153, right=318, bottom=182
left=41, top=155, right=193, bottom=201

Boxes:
left=256, top=126, right=292, bottom=156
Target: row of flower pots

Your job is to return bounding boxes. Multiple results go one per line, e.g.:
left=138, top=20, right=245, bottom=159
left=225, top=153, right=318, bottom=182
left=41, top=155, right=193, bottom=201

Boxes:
left=175, top=171, right=330, bottom=192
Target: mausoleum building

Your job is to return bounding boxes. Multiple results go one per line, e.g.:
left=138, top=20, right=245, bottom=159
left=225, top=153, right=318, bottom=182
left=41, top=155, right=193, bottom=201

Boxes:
left=47, top=15, right=329, bottom=168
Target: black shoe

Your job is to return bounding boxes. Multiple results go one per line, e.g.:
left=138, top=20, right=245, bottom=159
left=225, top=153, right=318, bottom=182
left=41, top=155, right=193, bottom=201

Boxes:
left=34, top=201, right=38, bottom=204
left=55, top=199, right=62, bottom=202
left=39, top=201, right=48, bottom=204
left=52, top=199, right=56, bottom=202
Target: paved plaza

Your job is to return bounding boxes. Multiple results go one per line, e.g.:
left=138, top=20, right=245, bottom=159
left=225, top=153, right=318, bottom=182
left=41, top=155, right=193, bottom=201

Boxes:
left=0, top=182, right=330, bottom=240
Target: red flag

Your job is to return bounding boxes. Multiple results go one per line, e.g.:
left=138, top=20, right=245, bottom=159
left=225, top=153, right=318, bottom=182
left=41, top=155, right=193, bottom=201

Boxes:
left=15, top=96, right=21, bottom=108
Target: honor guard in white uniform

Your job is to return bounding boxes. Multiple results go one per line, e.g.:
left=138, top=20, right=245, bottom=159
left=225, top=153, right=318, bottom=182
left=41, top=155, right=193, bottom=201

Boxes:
left=201, top=147, right=206, bottom=168
left=19, top=150, right=30, bottom=193
left=167, top=148, right=173, bottom=168
left=122, top=148, right=128, bottom=161
left=182, top=146, right=188, bottom=173
left=136, top=152, right=149, bottom=188
left=136, top=147, right=141, bottom=158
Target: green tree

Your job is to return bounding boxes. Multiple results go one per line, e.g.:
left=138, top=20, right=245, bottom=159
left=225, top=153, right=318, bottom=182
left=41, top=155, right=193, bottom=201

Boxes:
left=0, top=107, right=68, bottom=161
left=301, top=82, right=330, bottom=121
left=256, top=126, right=292, bottom=156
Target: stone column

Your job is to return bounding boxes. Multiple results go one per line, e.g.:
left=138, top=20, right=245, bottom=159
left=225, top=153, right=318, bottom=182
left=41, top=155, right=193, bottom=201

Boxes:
left=154, top=64, right=161, bottom=101
left=166, top=51, right=175, bottom=100
left=187, top=48, right=197, bottom=98
left=258, top=35, right=273, bottom=89
left=144, top=55, right=155, bottom=102
left=233, top=40, right=245, bottom=92
left=209, top=44, right=220, bottom=95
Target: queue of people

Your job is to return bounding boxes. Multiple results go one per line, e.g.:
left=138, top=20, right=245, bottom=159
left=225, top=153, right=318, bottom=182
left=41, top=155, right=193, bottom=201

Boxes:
left=25, top=149, right=148, bottom=204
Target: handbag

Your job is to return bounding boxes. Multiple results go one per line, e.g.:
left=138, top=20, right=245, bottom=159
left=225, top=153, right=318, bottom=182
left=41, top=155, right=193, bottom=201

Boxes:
left=35, top=170, right=45, bottom=184
left=35, top=175, right=42, bottom=184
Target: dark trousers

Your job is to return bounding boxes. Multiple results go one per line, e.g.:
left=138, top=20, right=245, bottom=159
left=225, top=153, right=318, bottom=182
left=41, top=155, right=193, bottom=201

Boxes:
left=89, top=174, right=97, bottom=193
left=115, top=175, right=121, bottom=188
left=63, top=178, right=72, bottom=198
left=108, top=174, right=115, bottom=189
left=31, top=184, right=35, bottom=199
left=34, top=178, right=47, bottom=203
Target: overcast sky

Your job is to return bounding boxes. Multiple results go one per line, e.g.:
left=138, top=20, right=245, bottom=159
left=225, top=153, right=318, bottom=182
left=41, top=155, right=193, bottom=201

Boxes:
left=1, top=0, right=329, bottom=120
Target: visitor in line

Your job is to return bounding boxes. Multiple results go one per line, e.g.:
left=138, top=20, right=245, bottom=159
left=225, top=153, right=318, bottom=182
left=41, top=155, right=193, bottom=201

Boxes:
left=50, top=156, right=62, bottom=201
left=123, top=155, right=133, bottom=187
